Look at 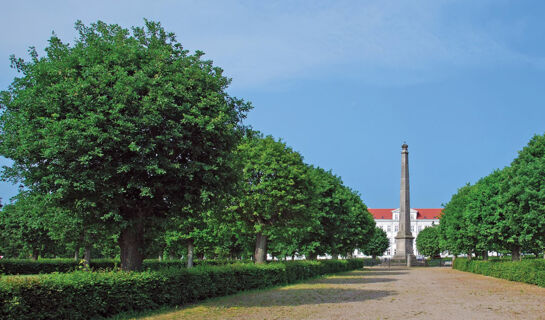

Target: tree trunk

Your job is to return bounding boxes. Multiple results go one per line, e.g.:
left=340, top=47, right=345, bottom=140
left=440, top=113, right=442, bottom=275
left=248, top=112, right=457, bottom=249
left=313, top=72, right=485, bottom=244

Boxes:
left=119, top=214, right=145, bottom=271
left=74, top=248, right=79, bottom=261
left=291, top=254, right=295, bottom=261
left=467, top=249, right=472, bottom=261
left=31, top=248, right=39, bottom=261
left=307, top=252, right=317, bottom=260
left=158, top=254, right=163, bottom=261
left=372, top=254, right=377, bottom=260
left=84, top=245, right=91, bottom=270
left=511, top=247, right=521, bottom=261
left=187, top=241, right=195, bottom=268
left=482, top=251, right=488, bottom=261
left=346, top=252, right=353, bottom=259
left=254, top=232, right=267, bottom=264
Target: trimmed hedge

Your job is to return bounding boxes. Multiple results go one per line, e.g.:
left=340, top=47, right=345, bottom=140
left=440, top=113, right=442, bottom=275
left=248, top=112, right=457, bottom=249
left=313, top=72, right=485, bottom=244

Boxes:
left=453, top=257, right=545, bottom=287
left=0, top=259, right=364, bottom=319
left=0, top=258, right=250, bottom=275
left=0, top=258, right=378, bottom=275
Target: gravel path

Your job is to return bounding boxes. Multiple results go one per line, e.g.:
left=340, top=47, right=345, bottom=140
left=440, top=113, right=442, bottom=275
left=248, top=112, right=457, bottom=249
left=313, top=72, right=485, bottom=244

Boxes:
left=141, top=267, right=545, bottom=320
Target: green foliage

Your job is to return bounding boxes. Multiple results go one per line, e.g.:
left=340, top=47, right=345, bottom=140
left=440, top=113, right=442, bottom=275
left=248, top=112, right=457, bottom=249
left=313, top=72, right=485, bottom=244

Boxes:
left=0, top=20, right=251, bottom=270
left=302, top=166, right=375, bottom=258
left=440, top=134, right=545, bottom=259
left=0, top=259, right=364, bottom=319
left=231, top=133, right=316, bottom=261
left=362, top=227, right=389, bottom=258
left=453, top=258, right=545, bottom=287
left=416, top=226, right=441, bottom=258
left=0, top=193, right=60, bottom=259
left=438, top=184, right=474, bottom=256
left=0, top=258, right=253, bottom=275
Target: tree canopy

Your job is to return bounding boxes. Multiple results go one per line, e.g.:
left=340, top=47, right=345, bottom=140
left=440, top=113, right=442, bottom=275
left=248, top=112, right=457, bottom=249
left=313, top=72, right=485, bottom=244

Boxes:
left=0, top=20, right=251, bottom=270
left=439, top=134, right=545, bottom=260
left=362, top=227, right=389, bottom=259
left=416, top=225, right=440, bottom=258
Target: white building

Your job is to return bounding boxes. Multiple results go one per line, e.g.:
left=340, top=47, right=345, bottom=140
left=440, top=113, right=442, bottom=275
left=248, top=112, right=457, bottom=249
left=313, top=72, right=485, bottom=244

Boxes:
left=368, top=208, right=442, bottom=257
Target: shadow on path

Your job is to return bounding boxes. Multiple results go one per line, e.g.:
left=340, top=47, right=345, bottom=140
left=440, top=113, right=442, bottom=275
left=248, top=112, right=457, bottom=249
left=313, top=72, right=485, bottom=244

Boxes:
left=318, top=277, right=397, bottom=284
left=363, top=270, right=409, bottom=276
left=214, top=288, right=395, bottom=308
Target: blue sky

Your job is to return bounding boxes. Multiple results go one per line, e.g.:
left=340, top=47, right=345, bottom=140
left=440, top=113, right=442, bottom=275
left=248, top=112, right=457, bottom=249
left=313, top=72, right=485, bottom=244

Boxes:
left=1, top=0, right=545, bottom=208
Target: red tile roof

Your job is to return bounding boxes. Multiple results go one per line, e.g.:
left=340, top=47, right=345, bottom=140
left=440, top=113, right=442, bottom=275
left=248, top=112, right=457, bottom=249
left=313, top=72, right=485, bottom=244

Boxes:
left=367, top=208, right=442, bottom=220
left=367, top=208, right=395, bottom=219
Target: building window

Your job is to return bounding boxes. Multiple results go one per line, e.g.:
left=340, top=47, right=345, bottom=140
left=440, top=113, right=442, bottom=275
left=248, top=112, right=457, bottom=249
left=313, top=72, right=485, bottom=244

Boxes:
left=395, top=225, right=398, bottom=232
left=387, top=225, right=391, bottom=232
left=411, top=225, right=414, bottom=232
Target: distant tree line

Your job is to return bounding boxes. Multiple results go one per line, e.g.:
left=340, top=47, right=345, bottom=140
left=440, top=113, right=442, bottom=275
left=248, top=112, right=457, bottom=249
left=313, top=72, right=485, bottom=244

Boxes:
left=439, top=134, right=545, bottom=260
left=0, top=20, right=384, bottom=270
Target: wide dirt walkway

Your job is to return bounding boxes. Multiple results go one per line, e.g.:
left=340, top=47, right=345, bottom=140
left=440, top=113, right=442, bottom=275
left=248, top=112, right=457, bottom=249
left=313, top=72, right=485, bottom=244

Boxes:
left=140, top=267, right=545, bottom=320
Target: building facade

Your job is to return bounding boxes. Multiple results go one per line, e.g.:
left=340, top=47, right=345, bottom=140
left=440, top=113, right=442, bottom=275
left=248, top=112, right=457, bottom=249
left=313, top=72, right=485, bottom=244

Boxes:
left=368, top=208, right=442, bottom=257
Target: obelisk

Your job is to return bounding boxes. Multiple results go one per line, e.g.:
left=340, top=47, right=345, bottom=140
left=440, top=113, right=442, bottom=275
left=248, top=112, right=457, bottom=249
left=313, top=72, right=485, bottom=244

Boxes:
left=394, top=143, right=416, bottom=264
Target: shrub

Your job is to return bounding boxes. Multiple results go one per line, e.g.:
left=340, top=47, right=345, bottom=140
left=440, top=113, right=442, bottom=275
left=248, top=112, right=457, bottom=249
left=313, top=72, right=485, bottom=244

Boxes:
left=0, top=258, right=252, bottom=275
left=453, top=258, right=545, bottom=287
left=0, top=259, right=364, bottom=319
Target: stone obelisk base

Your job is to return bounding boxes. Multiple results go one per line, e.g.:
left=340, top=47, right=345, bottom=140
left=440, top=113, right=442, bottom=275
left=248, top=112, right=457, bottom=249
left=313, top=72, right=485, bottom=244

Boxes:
left=392, top=235, right=417, bottom=266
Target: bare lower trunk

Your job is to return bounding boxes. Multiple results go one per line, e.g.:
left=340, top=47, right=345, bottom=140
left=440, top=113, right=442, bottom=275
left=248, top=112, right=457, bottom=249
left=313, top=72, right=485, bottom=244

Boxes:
left=187, top=241, right=195, bottom=268
left=346, top=252, right=353, bottom=259
left=84, top=245, right=91, bottom=270
left=511, top=247, right=521, bottom=261
left=119, top=213, right=145, bottom=271
left=74, top=248, right=79, bottom=261
left=32, top=249, right=39, bottom=261
left=372, top=254, right=377, bottom=260
left=291, top=254, right=295, bottom=261
left=158, top=255, right=163, bottom=261
left=332, top=254, right=339, bottom=260
left=467, top=250, right=472, bottom=261
left=482, top=251, right=488, bottom=261
left=307, top=252, right=317, bottom=260
left=254, top=232, right=267, bottom=264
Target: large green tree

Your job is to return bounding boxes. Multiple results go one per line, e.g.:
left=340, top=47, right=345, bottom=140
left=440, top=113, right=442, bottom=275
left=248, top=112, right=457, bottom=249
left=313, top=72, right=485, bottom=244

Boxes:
left=0, top=20, right=250, bottom=270
left=302, top=166, right=374, bottom=259
left=438, top=184, right=474, bottom=257
left=362, top=227, right=389, bottom=259
left=232, top=133, right=314, bottom=263
left=502, top=134, right=545, bottom=259
left=0, top=192, right=60, bottom=259
left=416, top=225, right=441, bottom=258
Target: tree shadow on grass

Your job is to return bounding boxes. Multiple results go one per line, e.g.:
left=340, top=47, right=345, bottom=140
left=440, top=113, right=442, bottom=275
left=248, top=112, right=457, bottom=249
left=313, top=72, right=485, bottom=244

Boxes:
left=214, top=288, right=395, bottom=307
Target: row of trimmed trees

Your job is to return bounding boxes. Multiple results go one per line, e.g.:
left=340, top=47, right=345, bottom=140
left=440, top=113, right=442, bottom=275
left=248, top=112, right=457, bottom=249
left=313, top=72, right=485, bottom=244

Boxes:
left=439, top=134, right=545, bottom=260
left=0, top=20, right=383, bottom=270
left=0, top=132, right=381, bottom=267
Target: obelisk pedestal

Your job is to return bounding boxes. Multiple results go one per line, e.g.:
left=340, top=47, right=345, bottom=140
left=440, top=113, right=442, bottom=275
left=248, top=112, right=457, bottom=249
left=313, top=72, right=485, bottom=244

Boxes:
left=393, top=143, right=416, bottom=266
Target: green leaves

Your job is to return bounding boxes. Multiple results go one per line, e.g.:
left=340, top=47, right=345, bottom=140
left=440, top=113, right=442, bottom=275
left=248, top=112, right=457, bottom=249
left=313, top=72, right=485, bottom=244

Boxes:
left=440, top=133, right=545, bottom=258
left=362, top=227, right=389, bottom=258
left=0, top=20, right=251, bottom=270
left=416, top=226, right=440, bottom=258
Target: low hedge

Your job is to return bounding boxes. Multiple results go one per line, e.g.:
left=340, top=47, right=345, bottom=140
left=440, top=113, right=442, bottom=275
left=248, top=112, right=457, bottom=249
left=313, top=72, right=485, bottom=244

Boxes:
left=0, top=258, right=251, bottom=275
left=0, top=258, right=376, bottom=275
left=453, top=258, right=545, bottom=287
left=0, top=259, right=364, bottom=319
